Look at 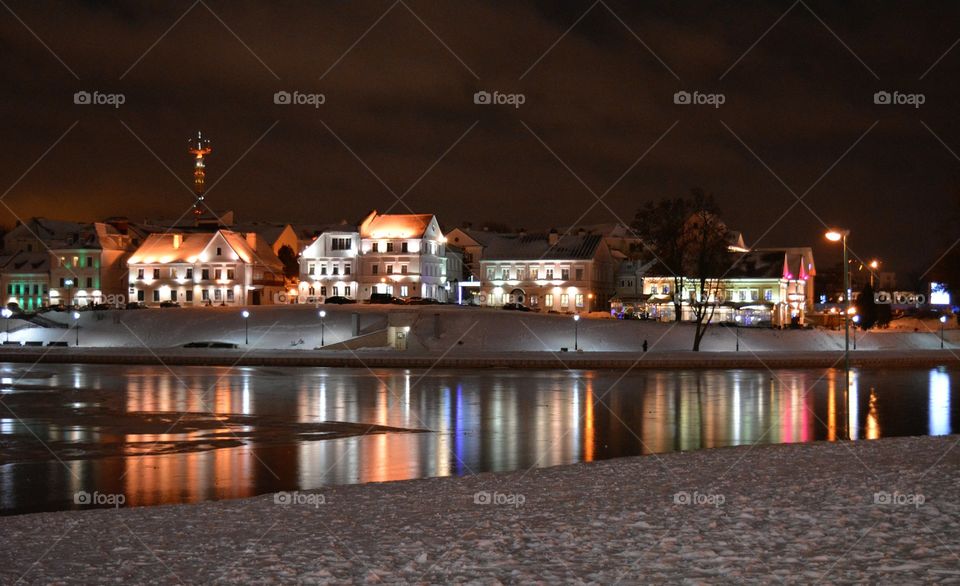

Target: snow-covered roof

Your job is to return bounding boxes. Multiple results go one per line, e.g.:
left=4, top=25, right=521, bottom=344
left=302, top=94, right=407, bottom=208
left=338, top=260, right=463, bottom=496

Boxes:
left=1, top=251, right=50, bottom=274
left=482, top=233, right=604, bottom=261
left=4, top=218, right=130, bottom=251
left=129, top=230, right=282, bottom=270
left=360, top=211, right=435, bottom=239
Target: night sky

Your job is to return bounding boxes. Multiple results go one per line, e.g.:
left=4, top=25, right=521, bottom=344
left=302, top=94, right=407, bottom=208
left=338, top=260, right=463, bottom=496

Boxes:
left=2, top=0, right=960, bottom=276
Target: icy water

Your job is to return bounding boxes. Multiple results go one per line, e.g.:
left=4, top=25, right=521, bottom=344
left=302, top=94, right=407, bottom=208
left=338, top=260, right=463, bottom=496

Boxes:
left=0, top=363, right=956, bottom=514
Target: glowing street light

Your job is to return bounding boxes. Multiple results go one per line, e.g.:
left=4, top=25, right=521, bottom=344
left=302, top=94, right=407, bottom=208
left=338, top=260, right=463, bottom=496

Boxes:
left=852, top=314, right=860, bottom=350
left=64, top=279, right=74, bottom=309
left=1, top=308, right=11, bottom=343
left=573, top=314, right=581, bottom=351
left=319, top=310, right=327, bottom=347
left=734, top=313, right=742, bottom=351
left=940, top=314, right=948, bottom=349
left=72, top=311, right=80, bottom=346
left=241, top=309, right=250, bottom=345
left=825, top=228, right=852, bottom=382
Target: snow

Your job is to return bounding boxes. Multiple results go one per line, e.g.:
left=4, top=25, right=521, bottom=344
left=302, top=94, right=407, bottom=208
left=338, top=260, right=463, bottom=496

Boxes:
left=2, top=435, right=957, bottom=582
left=3, top=305, right=957, bottom=355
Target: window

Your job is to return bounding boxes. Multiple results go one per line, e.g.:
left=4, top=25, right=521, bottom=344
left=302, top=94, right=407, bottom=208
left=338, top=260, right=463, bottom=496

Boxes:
left=215, top=269, right=222, bottom=280
left=561, top=268, right=570, bottom=280
left=308, top=264, right=315, bottom=276
left=530, top=295, right=538, bottom=305
left=331, top=237, right=351, bottom=250
left=575, top=268, right=584, bottom=280
left=320, top=265, right=327, bottom=275
left=202, top=269, right=210, bottom=280
left=185, top=290, right=193, bottom=302
left=401, top=285, right=409, bottom=297
left=764, top=289, right=773, bottom=302
left=372, top=265, right=379, bottom=275
left=386, top=265, right=394, bottom=274
left=576, top=294, right=584, bottom=307
left=486, top=267, right=494, bottom=280
left=332, top=266, right=339, bottom=275
left=501, top=268, right=509, bottom=279
left=214, top=289, right=222, bottom=300
left=227, top=290, right=234, bottom=302
left=386, top=242, right=394, bottom=252
left=662, top=284, right=670, bottom=294
left=201, top=289, right=209, bottom=300
left=308, top=287, right=315, bottom=295
left=138, top=290, right=145, bottom=301
left=152, top=290, right=160, bottom=302
left=561, top=294, right=569, bottom=307
left=545, top=268, right=554, bottom=279
left=85, top=278, right=92, bottom=288
left=32, top=285, right=38, bottom=295
left=73, top=256, right=78, bottom=267
left=401, top=265, right=408, bottom=274
left=320, top=286, right=327, bottom=296
left=153, top=268, right=160, bottom=279
left=216, top=247, right=222, bottom=256
left=227, top=269, right=235, bottom=280
left=401, top=241, right=408, bottom=253
left=345, top=286, right=351, bottom=296
left=59, top=278, right=65, bottom=287
left=86, top=257, right=93, bottom=267
left=344, top=264, right=351, bottom=275
left=137, top=269, right=144, bottom=280
left=186, top=268, right=193, bottom=279
left=531, top=267, right=539, bottom=280
left=517, top=268, right=524, bottom=280
left=545, top=294, right=553, bottom=307
left=332, top=286, right=339, bottom=296
left=372, top=242, right=379, bottom=252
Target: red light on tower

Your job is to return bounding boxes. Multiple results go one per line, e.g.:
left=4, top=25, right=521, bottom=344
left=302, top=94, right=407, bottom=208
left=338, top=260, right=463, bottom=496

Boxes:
left=189, top=131, right=212, bottom=216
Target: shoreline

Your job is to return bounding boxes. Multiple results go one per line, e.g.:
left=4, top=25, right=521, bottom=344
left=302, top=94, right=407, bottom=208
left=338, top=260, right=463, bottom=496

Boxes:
left=2, top=435, right=958, bottom=582
left=0, top=347, right=957, bottom=369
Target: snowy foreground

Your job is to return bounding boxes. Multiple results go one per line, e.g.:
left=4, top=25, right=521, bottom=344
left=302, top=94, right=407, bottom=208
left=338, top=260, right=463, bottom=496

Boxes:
left=3, top=435, right=958, bottom=583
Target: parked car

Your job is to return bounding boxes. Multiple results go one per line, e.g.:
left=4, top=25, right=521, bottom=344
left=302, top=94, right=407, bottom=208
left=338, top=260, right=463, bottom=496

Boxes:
left=90, top=303, right=112, bottom=311
left=405, top=296, right=442, bottom=305
left=159, top=301, right=181, bottom=308
left=125, top=302, right=147, bottom=310
left=323, top=296, right=356, bottom=305
left=369, top=293, right=405, bottom=305
left=503, top=303, right=532, bottom=312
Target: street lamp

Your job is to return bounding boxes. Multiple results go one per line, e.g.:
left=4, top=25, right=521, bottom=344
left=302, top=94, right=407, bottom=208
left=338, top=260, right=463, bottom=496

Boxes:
left=868, top=259, right=880, bottom=288
left=825, top=229, right=851, bottom=374
left=573, top=314, right=581, bottom=351
left=241, top=309, right=250, bottom=345
left=72, top=311, right=80, bottom=346
left=319, top=310, right=327, bottom=347
left=734, top=313, right=742, bottom=351
left=940, top=315, right=948, bottom=349
left=64, top=279, right=74, bottom=309
left=1, top=308, right=12, bottom=342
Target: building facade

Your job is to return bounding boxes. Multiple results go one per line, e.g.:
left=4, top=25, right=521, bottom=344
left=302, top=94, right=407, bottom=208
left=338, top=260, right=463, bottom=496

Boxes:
left=297, top=229, right=360, bottom=302
left=127, top=230, right=284, bottom=306
left=357, top=211, right=449, bottom=301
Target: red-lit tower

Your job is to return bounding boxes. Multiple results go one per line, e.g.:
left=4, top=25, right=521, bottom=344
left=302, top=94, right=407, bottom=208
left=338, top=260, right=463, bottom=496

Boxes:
left=188, top=131, right=212, bottom=217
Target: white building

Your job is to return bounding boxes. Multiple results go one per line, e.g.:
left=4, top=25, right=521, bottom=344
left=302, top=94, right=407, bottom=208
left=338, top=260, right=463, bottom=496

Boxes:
left=357, top=211, right=448, bottom=301
left=296, top=229, right=360, bottom=302
left=127, top=229, right=284, bottom=306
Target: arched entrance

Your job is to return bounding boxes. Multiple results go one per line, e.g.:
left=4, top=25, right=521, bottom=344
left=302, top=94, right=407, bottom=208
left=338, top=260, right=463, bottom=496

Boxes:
left=509, top=288, right=525, bottom=304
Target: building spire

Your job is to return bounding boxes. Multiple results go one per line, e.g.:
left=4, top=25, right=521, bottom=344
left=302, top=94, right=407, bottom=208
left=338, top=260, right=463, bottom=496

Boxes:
left=188, top=131, right=212, bottom=217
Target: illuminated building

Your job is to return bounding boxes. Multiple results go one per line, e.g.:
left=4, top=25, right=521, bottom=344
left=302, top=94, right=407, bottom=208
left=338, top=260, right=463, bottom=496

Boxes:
left=357, top=211, right=449, bottom=301
left=127, top=230, right=284, bottom=306
left=476, top=229, right=615, bottom=312
left=297, top=228, right=360, bottom=302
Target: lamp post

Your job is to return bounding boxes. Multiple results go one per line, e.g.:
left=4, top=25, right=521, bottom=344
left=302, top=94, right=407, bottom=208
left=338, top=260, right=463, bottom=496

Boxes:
left=573, top=314, right=580, bottom=351
left=868, top=260, right=879, bottom=288
left=241, top=309, right=249, bottom=345
left=825, top=229, right=851, bottom=372
left=64, top=279, right=74, bottom=309
left=940, top=315, right=948, bottom=349
left=72, top=311, right=80, bottom=346
left=2, top=308, right=12, bottom=342
left=319, top=310, right=327, bottom=347
left=852, top=314, right=860, bottom=350
left=734, top=313, right=742, bottom=351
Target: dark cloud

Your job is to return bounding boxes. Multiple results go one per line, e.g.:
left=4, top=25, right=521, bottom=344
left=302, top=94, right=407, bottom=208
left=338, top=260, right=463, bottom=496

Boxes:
left=1, top=0, right=959, bottom=275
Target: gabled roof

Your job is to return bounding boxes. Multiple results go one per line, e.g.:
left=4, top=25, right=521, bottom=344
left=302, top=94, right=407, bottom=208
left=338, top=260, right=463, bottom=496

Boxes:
left=360, top=211, right=435, bottom=239
left=129, top=230, right=281, bottom=270
left=1, top=251, right=50, bottom=274
left=482, top=233, right=604, bottom=261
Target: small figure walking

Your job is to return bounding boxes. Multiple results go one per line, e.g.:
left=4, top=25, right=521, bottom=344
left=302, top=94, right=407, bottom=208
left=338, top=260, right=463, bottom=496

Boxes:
left=642, top=339, right=648, bottom=353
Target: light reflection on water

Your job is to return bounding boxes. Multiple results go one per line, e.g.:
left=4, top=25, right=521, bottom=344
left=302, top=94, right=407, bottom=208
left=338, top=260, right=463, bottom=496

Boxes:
left=0, top=364, right=956, bottom=514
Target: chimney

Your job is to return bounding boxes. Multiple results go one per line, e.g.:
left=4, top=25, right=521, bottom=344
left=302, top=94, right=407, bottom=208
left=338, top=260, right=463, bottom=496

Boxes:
left=172, top=233, right=182, bottom=249
left=246, top=232, right=257, bottom=249
left=548, top=228, right=559, bottom=245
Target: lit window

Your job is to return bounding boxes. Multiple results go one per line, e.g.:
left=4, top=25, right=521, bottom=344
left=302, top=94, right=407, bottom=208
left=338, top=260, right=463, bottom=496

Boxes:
left=561, top=294, right=569, bottom=307
left=576, top=294, right=584, bottom=307
left=545, top=268, right=554, bottom=279
left=545, top=294, right=554, bottom=307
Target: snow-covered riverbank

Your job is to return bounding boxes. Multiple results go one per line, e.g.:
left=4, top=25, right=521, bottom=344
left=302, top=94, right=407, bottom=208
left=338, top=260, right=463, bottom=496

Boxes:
left=2, top=435, right=957, bottom=583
